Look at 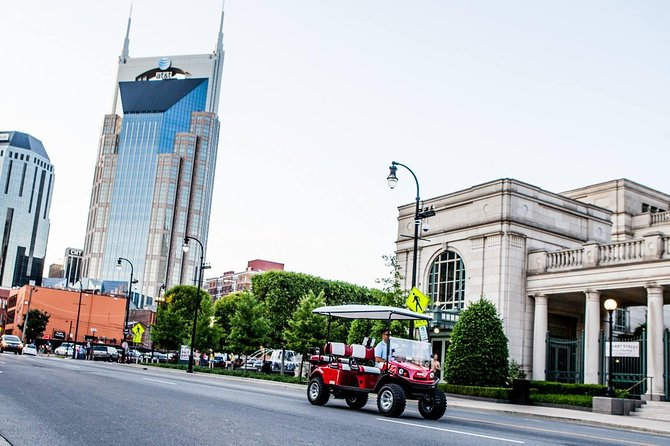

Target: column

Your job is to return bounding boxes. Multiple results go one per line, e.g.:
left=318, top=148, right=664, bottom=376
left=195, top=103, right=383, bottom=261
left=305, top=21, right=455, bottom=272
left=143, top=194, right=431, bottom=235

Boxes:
left=646, top=285, right=664, bottom=400
left=532, top=294, right=548, bottom=381
left=583, top=290, right=601, bottom=384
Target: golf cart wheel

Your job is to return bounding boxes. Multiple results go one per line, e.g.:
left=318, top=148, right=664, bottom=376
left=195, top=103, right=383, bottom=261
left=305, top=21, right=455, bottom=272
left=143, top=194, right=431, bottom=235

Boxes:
left=345, top=392, right=369, bottom=410
left=377, top=383, right=406, bottom=417
left=307, top=376, right=330, bottom=406
left=418, top=390, right=447, bottom=420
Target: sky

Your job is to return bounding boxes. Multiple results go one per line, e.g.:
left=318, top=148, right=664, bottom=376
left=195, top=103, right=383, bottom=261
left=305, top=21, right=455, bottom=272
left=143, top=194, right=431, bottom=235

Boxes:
left=1, top=1, right=668, bottom=289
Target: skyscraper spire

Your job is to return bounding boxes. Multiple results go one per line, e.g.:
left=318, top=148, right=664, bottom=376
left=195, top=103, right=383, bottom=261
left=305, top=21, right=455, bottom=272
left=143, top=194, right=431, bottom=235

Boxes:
left=121, top=4, right=133, bottom=62
left=216, top=1, right=225, bottom=54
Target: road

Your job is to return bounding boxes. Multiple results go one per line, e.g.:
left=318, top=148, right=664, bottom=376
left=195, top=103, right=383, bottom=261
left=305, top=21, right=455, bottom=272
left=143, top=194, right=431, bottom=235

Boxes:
left=0, top=353, right=667, bottom=446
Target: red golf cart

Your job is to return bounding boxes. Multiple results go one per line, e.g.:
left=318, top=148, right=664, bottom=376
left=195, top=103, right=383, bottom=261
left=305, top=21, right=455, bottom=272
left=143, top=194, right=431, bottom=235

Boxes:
left=306, top=305, right=446, bottom=420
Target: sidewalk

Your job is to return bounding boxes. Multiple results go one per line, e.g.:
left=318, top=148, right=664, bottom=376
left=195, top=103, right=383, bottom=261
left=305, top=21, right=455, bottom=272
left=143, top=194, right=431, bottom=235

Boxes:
left=446, top=394, right=670, bottom=436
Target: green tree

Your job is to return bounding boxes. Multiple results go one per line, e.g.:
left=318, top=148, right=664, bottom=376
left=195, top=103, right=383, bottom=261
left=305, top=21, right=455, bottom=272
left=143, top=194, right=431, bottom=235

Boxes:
left=213, top=292, right=244, bottom=348
left=252, top=271, right=375, bottom=347
left=194, top=295, right=223, bottom=352
left=444, top=298, right=509, bottom=386
left=21, top=309, right=50, bottom=343
left=227, top=292, right=270, bottom=359
left=284, top=291, right=328, bottom=354
left=151, top=304, right=188, bottom=350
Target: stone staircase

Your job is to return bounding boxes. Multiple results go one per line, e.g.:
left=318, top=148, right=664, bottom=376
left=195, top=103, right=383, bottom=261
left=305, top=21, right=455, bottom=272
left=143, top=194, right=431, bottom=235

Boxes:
left=629, top=401, right=670, bottom=421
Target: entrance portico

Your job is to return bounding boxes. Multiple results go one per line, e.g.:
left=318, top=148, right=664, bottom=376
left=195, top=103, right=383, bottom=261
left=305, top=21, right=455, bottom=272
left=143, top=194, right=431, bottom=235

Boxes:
left=528, top=251, right=669, bottom=400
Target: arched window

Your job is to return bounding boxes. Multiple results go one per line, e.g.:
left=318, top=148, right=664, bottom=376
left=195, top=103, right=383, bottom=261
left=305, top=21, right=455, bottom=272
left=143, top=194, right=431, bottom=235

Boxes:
left=428, top=251, right=466, bottom=311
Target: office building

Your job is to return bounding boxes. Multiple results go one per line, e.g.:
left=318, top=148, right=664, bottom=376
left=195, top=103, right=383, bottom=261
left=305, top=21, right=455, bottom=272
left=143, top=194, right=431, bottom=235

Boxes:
left=207, top=259, right=284, bottom=300
left=0, top=131, right=54, bottom=288
left=82, top=10, right=226, bottom=307
left=394, top=178, right=670, bottom=399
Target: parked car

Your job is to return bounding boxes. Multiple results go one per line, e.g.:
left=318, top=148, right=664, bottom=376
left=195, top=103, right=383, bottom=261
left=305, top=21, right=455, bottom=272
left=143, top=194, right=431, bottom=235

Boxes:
left=92, top=345, right=119, bottom=362
left=54, top=342, right=75, bottom=356
left=0, top=335, right=23, bottom=354
left=23, top=344, right=38, bottom=356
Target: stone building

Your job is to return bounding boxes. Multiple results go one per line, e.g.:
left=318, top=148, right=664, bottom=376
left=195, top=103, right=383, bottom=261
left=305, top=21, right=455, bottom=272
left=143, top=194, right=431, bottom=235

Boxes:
left=393, top=178, right=669, bottom=400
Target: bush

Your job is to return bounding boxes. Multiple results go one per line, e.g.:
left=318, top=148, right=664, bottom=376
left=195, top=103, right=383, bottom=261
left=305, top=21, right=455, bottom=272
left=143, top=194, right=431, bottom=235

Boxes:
left=438, top=383, right=511, bottom=400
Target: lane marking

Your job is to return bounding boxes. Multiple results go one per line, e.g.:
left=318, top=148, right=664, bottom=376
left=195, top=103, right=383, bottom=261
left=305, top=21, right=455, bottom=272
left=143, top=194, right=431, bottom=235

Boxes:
left=445, top=415, right=664, bottom=446
left=377, top=418, right=524, bottom=444
left=143, top=377, right=176, bottom=385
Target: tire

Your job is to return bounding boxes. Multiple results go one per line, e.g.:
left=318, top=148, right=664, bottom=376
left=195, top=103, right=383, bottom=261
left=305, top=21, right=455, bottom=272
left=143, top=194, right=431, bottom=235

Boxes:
left=376, top=383, right=406, bottom=417
left=307, top=376, right=330, bottom=406
left=345, top=392, right=369, bottom=410
left=418, top=390, right=447, bottom=420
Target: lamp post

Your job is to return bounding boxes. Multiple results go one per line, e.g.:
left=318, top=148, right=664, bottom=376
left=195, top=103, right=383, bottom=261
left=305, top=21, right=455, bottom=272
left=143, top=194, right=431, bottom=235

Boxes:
left=604, top=298, right=618, bottom=397
left=20, top=285, right=37, bottom=344
left=72, top=281, right=84, bottom=359
left=116, top=257, right=135, bottom=342
left=387, top=161, right=435, bottom=339
left=183, top=236, right=209, bottom=373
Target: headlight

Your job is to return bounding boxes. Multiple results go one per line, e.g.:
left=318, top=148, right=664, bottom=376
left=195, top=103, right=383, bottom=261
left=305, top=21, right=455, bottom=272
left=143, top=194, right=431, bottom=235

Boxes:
left=398, top=368, right=407, bottom=377
left=429, top=372, right=435, bottom=379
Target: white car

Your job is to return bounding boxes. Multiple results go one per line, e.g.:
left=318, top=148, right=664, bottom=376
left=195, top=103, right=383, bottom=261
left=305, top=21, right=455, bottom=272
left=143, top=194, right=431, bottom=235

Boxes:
left=23, top=344, right=38, bottom=356
left=54, top=343, right=75, bottom=356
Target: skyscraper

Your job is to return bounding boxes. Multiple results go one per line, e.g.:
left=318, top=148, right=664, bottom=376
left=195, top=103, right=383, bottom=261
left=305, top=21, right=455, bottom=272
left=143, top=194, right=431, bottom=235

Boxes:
left=0, top=131, right=54, bottom=288
left=82, top=9, right=225, bottom=307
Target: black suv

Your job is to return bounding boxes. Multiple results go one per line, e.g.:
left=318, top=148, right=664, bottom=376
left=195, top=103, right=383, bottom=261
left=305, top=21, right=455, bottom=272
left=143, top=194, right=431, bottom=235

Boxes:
left=0, top=335, right=24, bottom=354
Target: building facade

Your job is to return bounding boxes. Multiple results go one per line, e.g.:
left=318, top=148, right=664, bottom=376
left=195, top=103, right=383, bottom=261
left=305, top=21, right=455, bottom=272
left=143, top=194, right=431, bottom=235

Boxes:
left=82, top=11, right=226, bottom=308
left=63, top=247, right=83, bottom=286
left=207, top=259, right=285, bottom=300
left=4, top=285, right=127, bottom=345
left=0, top=131, right=54, bottom=288
left=394, top=178, right=670, bottom=400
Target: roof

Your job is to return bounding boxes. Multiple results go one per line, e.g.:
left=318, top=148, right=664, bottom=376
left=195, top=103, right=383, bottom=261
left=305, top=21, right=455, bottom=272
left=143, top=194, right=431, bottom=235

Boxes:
left=0, top=131, right=49, bottom=161
left=312, top=305, right=432, bottom=320
left=119, top=78, right=207, bottom=113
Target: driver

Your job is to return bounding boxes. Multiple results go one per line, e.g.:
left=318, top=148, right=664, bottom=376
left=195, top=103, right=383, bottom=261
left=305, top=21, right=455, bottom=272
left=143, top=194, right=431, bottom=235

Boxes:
left=374, top=329, right=394, bottom=366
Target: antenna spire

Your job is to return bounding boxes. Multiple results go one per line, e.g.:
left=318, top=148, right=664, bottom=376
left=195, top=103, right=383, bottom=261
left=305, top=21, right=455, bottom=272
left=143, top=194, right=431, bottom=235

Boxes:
left=216, top=1, right=225, bottom=54
left=121, top=4, right=133, bottom=61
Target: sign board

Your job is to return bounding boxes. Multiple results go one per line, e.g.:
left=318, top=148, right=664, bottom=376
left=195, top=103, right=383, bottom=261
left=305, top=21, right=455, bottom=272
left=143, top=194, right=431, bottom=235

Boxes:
left=418, top=325, right=428, bottom=342
left=180, top=345, right=191, bottom=361
left=53, top=330, right=66, bottom=340
left=405, top=287, right=430, bottom=314
left=132, top=323, right=145, bottom=343
left=414, top=319, right=428, bottom=327
left=605, top=341, right=640, bottom=357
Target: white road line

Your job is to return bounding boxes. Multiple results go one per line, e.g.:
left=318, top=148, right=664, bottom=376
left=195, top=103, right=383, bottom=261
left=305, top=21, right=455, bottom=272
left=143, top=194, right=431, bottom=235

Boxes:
left=377, top=418, right=525, bottom=444
left=143, top=377, right=176, bottom=385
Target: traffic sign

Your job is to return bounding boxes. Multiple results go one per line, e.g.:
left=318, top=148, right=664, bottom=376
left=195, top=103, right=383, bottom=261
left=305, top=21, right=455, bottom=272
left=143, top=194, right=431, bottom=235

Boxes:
left=132, top=323, right=145, bottom=343
left=405, top=287, right=429, bottom=314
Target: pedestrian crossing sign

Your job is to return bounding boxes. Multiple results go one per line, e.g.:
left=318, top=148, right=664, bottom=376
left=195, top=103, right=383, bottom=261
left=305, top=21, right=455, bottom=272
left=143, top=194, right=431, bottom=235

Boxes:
left=405, top=287, right=429, bottom=314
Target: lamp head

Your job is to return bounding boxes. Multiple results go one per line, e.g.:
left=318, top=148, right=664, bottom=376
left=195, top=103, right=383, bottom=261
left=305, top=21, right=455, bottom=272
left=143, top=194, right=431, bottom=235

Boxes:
left=387, top=164, right=398, bottom=189
left=604, top=298, right=618, bottom=312
left=116, top=259, right=122, bottom=270
left=182, top=238, right=190, bottom=253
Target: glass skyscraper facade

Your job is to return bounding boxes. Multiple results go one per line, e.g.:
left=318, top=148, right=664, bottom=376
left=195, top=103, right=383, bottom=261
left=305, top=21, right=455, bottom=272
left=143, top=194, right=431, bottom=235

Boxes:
left=0, top=131, right=53, bottom=287
left=82, top=12, right=225, bottom=307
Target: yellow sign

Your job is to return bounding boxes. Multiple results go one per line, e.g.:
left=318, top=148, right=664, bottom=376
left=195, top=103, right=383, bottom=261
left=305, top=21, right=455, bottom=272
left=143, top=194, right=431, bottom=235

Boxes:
left=405, top=287, right=429, bottom=314
left=132, top=323, right=145, bottom=343
left=414, top=319, right=428, bottom=327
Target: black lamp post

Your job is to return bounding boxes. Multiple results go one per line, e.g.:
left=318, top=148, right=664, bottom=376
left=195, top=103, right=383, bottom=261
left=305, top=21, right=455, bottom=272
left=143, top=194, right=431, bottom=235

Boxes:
left=604, top=298, right=618, bottom=397
left=116, top=257, right=135, bottom=343
left=183, top=236, right=209, bottom=374
left=72, top=281, right=83, bottom=359
left=387, top=161, right=435, bottom=339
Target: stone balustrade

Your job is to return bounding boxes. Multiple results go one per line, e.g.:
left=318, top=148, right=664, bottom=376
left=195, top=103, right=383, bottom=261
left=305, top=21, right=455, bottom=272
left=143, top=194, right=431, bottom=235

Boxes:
left=528, top=234, right=668, bottom=273
left=651, top=210, right=670, bottom=225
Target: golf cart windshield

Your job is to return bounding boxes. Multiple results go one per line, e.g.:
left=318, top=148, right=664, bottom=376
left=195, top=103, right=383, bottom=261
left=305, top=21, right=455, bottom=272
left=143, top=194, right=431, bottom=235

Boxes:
left=390, top=337, right=432, bottom=368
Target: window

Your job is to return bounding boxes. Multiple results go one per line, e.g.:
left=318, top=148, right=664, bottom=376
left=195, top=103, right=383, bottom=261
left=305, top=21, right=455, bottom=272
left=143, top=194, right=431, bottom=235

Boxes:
left=428, top=250, right=466, bottom=311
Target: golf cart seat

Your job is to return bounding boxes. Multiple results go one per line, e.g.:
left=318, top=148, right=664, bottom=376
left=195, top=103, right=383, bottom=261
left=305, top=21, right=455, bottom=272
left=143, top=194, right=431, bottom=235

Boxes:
left=350, top=344, right=381, bottom=374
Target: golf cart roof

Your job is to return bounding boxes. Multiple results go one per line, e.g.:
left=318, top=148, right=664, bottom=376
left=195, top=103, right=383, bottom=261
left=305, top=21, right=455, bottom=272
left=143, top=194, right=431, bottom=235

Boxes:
left=312, top=305, right=432, bottom=320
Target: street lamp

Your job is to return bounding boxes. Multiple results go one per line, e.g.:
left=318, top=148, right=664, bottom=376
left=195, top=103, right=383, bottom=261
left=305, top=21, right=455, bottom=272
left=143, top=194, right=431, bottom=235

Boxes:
left=387, top=161, right=435, bottom=338
left=604, top=298, right=618, bottom=398
left=72, top=280, right=84, bottom=359
left=183, top=236, right=210, bottom=373
left=20, top=285, right=37, bottom=344
left=116, top=257, right=136, bottom=342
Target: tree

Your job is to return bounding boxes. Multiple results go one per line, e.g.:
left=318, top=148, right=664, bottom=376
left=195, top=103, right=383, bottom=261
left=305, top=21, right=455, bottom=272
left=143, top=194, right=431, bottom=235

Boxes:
left=151, top=304, right=188, bottom=351
left=213, top=292, right=244, bottom=348
left=226, top=292, right=270, bottom=359
left=21, top=309, right=50, bottom=343
left=194, top=294, right=223, bottom=352
left=284, top=291, right=329, bottom=354
left=444, top=298, right=509, bottom=387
